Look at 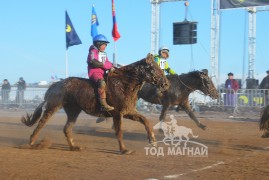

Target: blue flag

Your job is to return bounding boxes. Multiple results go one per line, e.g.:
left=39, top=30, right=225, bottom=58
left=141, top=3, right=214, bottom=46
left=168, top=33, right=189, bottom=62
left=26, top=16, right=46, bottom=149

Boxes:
left=66, top=11, right=82, bottom=49
left=91, top=5, right=99, bottom=39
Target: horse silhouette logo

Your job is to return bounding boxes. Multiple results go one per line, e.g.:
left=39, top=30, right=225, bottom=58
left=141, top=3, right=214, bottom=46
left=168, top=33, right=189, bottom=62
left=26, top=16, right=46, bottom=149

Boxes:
left=153, top=115, right=198, bottom=147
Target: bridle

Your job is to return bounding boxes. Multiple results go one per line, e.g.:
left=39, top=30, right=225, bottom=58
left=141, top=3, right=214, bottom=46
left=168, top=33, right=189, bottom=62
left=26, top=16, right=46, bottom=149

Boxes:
left=144, top=63, right=167, bottom=90
left=177, top=73, right=215, bottom=97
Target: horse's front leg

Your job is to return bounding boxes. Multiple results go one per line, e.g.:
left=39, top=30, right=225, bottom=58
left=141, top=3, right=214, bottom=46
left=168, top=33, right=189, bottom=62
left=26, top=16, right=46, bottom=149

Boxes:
left=124, top=113, right=156, bottom=147
left=180, top=103, right=207, bottom=130
left=113, top=114, right=133, bottom=155
left=159, top=104, right=169, bottom=121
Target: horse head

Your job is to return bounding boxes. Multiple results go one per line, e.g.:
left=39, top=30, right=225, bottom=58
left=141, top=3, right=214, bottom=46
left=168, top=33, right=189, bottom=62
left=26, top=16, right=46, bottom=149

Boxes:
left=140, top=53, right=170, bottom=92
left=198, top=69, right=219, bottom=99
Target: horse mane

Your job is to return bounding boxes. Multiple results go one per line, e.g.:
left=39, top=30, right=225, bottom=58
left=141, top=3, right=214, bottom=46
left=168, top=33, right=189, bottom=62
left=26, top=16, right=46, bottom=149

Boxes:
left=179, top=70, right=201, bottom=78
left=166, top=70, right=202, bottom=87
left=166, top=70, right=201, bottom=80
left=106, top=57, right=151, bottom=96
left=116, top=58, right=146, bottom=76
left=108, top=57, right=150, bottom=85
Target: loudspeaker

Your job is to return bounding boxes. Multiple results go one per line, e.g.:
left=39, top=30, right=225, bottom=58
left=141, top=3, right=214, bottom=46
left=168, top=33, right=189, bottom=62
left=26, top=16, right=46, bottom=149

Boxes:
left=246, top=78, right=259, bottom=89
left=173, top=21, right=197, bottom=45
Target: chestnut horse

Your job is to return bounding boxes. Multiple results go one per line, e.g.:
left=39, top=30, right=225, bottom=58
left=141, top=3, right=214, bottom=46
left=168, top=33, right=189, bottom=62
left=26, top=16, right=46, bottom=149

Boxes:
left=138, top=70, right=219, bottom=130
left=21, top=54, right=170, bottom=154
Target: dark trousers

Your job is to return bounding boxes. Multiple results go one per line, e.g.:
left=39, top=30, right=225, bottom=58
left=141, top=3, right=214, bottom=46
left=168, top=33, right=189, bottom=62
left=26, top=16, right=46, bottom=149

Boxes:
left=16, top=90, right=24, bottom=105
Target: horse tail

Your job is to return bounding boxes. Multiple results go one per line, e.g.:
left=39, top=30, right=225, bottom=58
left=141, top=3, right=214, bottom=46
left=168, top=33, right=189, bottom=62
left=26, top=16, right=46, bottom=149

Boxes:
left=260, top=105, right=269, bottom=131
left=21, top=101, right=46, bottom=127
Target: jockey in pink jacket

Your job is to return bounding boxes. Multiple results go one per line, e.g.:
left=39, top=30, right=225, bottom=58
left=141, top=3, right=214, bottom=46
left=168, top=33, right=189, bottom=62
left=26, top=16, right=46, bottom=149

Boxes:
left=87, top=34, right=115, bottom=111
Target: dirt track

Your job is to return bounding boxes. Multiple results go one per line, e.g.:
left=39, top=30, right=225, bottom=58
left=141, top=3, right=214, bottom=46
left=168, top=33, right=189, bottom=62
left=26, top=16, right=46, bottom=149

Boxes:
left=0, top=109, right=268, bottom=180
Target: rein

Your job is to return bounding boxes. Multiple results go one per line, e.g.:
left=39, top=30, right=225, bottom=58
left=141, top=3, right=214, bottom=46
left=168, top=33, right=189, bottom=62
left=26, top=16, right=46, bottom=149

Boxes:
left=177, top=74, right=209, bottom=96
left=177, top=75, right=197, bottom=92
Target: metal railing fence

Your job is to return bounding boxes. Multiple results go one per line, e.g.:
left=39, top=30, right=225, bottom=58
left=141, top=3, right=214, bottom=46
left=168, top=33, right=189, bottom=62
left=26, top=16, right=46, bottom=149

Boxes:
left=1, top=87, right=268, bottom=112
left=0, top=88, right=47, bottom=108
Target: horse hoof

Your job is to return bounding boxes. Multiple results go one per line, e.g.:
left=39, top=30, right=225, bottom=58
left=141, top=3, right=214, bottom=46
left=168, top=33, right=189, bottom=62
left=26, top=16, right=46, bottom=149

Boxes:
left=150, top=141, right=158, bottom=147
left=261, top=134, right=269, bottom=138
left=121, top=150, right=135, bottom=155
left=199, top=124, right=207, bottom=130
left=70, top=146, right=82, bottom=151
left=19, top=144, right=32, bottom=149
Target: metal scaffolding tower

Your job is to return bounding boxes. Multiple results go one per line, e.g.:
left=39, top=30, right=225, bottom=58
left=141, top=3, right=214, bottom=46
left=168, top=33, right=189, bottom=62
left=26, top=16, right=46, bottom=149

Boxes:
left=150, top=0, right=185, bottom=55
left=211, top=0, right=269, bottom=86
left=151, top=0, right=269, bottom=86
left=248, top=7, right=256, bottom=79
left=247, top=6, right=269, bottom=79
left=210, top=0, right=220, bottom=87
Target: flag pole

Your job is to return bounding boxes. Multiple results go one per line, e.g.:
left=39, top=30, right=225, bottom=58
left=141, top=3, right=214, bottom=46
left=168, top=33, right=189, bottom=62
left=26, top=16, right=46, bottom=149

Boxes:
left=65, top=49, right=68, bottom=78
left=113, top=42, right=117, bottom=67
left=65, top=10, right=82, bottom=79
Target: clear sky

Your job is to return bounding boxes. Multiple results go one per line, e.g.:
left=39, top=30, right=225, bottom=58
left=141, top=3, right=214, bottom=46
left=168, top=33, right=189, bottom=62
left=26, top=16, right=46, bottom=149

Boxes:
left=0, top=0, right=269, bottom=85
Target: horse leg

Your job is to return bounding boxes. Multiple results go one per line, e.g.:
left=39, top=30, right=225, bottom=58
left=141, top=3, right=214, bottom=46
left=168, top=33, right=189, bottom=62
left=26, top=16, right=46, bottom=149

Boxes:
left=124, top=113, right=156, bottom=147
left=63, top=105, right=81, bottom=151
left=29, top=107, right=59, bottom=146
left=159, top=104, right=169, bottom=121
left=180, top=103, right=207, bottom=130
left=112, top=114, right=132, bottom=154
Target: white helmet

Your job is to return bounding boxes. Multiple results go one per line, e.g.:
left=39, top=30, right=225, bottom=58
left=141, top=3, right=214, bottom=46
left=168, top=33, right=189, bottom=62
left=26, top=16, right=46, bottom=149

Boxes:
left=159, top=46, right=170, bottom=58
left=159, top=46, right=169, bottom=52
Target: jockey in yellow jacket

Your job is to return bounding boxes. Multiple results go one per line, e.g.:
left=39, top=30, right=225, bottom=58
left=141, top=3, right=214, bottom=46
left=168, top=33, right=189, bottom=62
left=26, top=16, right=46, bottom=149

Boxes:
left=147, top=46, right=177, bottom=103
left=154, top=46, right=176, bottom=75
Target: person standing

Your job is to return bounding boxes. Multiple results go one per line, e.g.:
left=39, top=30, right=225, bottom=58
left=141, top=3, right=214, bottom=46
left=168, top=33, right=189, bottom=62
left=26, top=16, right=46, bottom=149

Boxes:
left=16, top=77, right=26, bottom=105
left=259, top=70, right=269, bottom=106
left=1, top=79, right=11, bottom=104
left=224, top=72, right=239, bottom=107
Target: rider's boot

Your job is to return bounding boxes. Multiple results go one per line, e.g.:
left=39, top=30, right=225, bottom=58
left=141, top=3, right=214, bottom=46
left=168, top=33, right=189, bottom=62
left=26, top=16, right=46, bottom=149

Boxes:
left=99, top=98, right=114, bottom=111
left=98, top=80, right=114, bottom=111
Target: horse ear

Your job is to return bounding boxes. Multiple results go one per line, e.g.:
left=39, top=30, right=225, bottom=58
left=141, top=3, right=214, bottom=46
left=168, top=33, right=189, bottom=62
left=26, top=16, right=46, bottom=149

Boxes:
left=146, top=53, right=153, bottom=64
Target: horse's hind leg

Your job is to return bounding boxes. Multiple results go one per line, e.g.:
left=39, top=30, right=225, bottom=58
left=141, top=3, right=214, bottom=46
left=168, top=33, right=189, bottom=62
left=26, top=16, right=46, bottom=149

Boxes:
left=124, top=113, right=156, bottom=146
left=63, top=105, right=81, bottom=151
left=30, top=107, right=59, bottom=146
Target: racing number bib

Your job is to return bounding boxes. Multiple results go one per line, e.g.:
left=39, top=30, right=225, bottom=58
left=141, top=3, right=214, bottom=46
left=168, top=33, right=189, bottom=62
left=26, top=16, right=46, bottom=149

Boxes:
left=98, top=52, right=107, bottom=64
left=160, top=58, right=166, bottom=70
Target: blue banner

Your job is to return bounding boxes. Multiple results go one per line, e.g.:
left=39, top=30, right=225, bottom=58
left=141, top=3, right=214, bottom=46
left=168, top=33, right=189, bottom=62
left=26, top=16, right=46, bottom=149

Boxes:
left=91, top=5, right=99, bottom=39
left=66, top=11, right=82, bottom=49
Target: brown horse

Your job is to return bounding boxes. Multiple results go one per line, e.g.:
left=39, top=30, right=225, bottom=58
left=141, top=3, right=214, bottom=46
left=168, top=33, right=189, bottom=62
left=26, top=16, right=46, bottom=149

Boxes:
left=138, top=70, right=219, bottom=130
left=260, top=105, right=269, bottom=138
left=21, top=54, right=170, bottom=154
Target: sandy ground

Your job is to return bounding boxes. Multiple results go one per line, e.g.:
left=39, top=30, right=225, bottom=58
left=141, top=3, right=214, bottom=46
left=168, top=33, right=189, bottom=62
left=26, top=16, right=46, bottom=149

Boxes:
left=0, top=108, right=268, bottom=180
